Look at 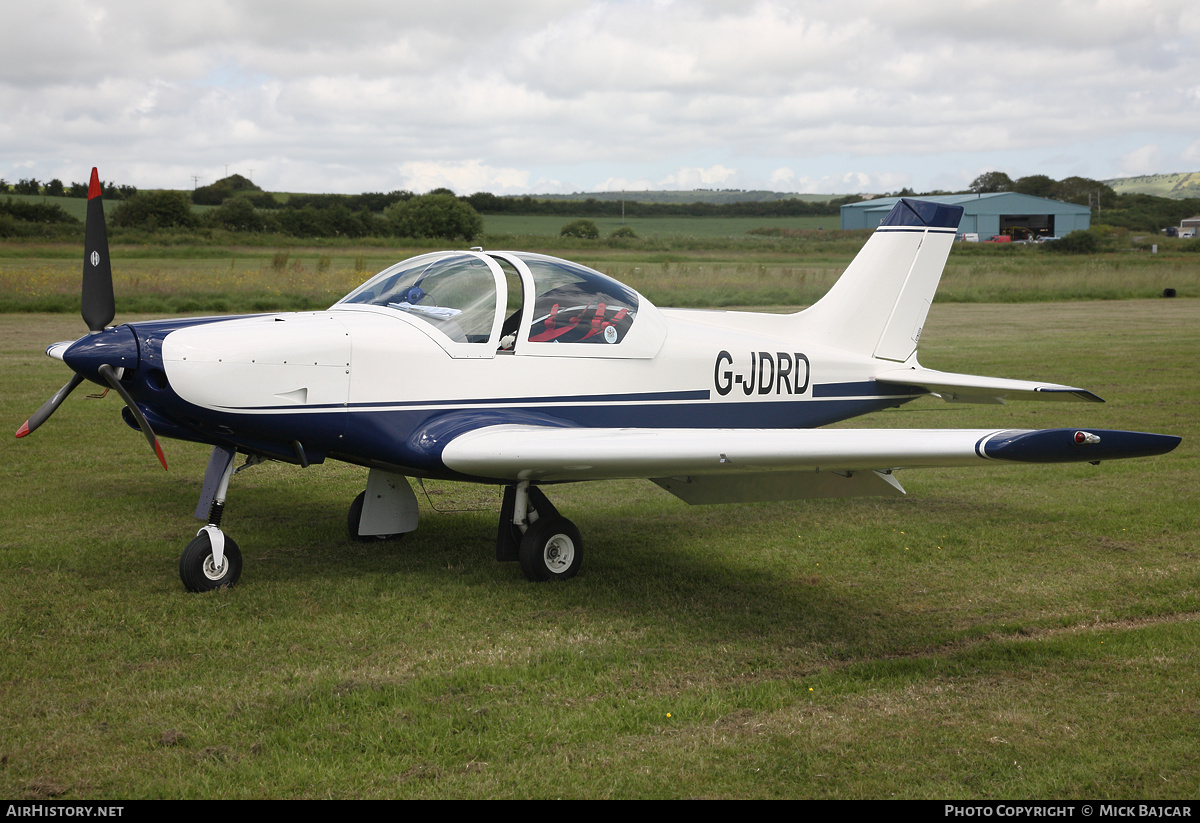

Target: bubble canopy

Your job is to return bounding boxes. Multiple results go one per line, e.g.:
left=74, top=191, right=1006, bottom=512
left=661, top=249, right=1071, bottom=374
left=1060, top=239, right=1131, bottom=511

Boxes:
left=333, top=251, right=667, bottom=359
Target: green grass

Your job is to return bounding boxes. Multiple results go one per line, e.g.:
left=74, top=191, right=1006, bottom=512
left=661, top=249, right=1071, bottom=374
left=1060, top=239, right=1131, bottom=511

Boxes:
left=3, top=238, right=1197, bottom=316
left=0, top=299, right=1196, bottom=799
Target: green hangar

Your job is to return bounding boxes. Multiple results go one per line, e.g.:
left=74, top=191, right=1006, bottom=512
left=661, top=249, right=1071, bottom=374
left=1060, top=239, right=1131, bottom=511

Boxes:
left=840, top=193, right=1091, bottom=239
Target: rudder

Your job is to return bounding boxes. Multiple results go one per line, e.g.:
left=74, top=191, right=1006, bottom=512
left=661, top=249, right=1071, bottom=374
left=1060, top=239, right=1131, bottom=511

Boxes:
left=798, top=199, right=963, bottom=362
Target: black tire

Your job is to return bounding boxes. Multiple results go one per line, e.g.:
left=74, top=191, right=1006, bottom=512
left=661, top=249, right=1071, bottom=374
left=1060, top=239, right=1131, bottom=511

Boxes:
left=179, top=531, right=242, bottom=592
left=519, top=517, right=582, bottom=582
left=347, top=491, right=402, bottom=542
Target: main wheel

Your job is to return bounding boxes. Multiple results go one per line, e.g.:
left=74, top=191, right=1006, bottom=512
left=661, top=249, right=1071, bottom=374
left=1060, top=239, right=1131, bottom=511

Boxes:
left=347, top=491, right=403, bottom=542
left=179, top=531, right=242, bottom=592
left=519, top=517, right=582, bottom=581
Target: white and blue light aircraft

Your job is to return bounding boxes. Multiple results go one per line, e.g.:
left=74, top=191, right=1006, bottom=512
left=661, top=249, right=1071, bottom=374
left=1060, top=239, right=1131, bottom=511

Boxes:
left=17, top=170, right=1180, bottom=590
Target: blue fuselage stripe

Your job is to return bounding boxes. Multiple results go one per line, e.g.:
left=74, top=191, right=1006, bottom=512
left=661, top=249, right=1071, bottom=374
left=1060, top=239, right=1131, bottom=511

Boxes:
left=212, top=382, right=921, bottom=413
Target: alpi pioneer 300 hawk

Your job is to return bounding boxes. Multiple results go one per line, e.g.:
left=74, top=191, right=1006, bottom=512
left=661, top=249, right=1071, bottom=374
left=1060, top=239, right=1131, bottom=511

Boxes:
left=17, top=169, right=1181, bottom=590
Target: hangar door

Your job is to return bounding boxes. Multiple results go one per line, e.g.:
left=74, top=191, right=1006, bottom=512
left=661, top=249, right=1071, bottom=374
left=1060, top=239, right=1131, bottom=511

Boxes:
left=999, top=213, right=1055, bottom=239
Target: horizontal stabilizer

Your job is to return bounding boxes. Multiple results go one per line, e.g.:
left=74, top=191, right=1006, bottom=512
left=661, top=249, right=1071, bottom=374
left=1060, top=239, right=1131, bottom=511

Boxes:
left=876, top=367, right=1103, bottom=404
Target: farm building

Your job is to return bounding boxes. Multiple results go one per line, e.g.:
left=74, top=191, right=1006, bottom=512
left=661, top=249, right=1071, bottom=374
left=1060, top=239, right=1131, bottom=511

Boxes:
left=840, top=192, right=1090, bottom=238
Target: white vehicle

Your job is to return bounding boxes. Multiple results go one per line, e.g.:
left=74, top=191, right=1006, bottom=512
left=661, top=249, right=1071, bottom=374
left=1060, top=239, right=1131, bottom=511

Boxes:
left=17, top=170, right=1180, bottom=590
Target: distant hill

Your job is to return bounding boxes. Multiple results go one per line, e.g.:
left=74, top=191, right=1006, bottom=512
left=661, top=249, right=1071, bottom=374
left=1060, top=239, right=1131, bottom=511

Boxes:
left=530, top=190, right=836, bottom=204
left=1104, top=172, right=1200, bottom=200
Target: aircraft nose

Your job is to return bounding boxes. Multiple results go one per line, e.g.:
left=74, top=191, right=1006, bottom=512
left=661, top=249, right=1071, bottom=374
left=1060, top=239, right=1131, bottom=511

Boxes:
left=63, top=325, right=139, bottom=380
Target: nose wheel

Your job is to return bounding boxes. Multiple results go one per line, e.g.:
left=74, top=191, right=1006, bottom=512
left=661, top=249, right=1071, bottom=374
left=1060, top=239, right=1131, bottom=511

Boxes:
left=181, top=444, right=245, bottom=592
left=179, top=530, right=242, bottom=592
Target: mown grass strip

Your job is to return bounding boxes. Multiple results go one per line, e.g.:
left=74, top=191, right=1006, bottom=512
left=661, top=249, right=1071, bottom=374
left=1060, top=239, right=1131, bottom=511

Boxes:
left=2, top=240, right=1196, bottom=315
left=0, top=298, right=1195, bottom=798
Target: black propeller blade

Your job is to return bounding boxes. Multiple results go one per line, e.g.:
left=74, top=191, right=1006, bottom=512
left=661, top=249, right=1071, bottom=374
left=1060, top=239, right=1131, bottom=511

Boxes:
left=98, top=364, right=167, bottom=470
left=81, top=168, right=115, bottom=333
left=15, top=373, right=85, bottom=438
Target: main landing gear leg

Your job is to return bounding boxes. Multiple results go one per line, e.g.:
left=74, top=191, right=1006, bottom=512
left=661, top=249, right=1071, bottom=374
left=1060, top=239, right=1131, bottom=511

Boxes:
left=347, top=469, right=419, bottom=541
left=180, top=444, right=243, bottom=592
left=497, top=481, right=582, bottom=582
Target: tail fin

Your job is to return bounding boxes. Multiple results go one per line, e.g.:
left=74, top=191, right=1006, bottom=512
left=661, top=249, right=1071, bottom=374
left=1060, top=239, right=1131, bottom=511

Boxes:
left=798, top=199, right=963, bottom=362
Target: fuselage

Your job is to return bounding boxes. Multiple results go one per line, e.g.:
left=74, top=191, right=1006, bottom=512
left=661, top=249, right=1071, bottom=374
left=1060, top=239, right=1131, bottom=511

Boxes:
left=62, top=313, right=922, bottom=483
left=58, top=250, right=927, bottom=482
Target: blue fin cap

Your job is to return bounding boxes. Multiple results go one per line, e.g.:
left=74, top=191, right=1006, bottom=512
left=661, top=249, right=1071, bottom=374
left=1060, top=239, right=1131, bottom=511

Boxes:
left=880, top=199, right=965, bottom=230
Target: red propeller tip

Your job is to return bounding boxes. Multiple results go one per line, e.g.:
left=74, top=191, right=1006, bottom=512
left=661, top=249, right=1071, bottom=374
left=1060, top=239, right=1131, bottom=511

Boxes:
left=88, top=167, right=102, bottom=200
left=154, top=440, right=168, bottom=470
left=15, top=421, right=31, bottom=438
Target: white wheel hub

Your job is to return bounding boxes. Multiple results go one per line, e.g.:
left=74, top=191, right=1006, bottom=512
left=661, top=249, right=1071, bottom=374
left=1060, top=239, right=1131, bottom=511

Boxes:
left=543, top=534, right=575, bottom=572
left=202, top=553, right=226, bottom=580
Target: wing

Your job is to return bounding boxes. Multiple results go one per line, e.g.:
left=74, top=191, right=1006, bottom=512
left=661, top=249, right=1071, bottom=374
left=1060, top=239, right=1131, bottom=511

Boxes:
left=875, top=367, right=1103, bottom=404
left=441, top=425, right=1180, bottom=505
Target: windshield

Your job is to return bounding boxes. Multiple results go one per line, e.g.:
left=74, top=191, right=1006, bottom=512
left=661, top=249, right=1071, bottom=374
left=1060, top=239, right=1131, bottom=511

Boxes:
left=337, top=252, right=498, bottom=344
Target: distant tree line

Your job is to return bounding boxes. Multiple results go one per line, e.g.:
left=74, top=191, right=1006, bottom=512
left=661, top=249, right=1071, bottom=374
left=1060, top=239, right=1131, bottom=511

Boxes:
left=462, top=192, right=860, bottom=218
left=108, top=188, right=482, bottom=241
left=190, top=174, right=264, bottom=206
left=168, top=175, right=430, bottom=237
left=191, top=173, right=417, bottom=212
left=3, top=170, right=1196, bottom=240
left=965, top=171, right=1200, bottom=232
left=0, top=177, right=136, bottom=199
left=967, top=171, right=1118, bottom=205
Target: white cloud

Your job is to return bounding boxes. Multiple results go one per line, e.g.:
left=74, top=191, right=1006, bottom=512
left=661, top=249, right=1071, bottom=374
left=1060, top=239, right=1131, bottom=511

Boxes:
left=655, top=165, right=738, bottom=189
left=766, top=167, right=913, bottom=195
left=1120, top=144, right=1163, bottom=176
left=395, top=160, right=533, bottom=195
left=591, top=176, right=658, bottom=193
left=2, top=0, right=1198, bottom=193
left=768, top=167, right=798, bottom=189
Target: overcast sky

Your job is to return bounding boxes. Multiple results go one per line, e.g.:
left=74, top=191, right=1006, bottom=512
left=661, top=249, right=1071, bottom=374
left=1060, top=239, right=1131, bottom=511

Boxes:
left=3, top=1, right=1197, bottom=196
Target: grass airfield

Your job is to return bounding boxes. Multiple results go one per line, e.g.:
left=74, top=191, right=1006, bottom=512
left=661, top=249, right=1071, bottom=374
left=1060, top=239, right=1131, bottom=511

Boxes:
left=1, top=291, right=1197, bottom=797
